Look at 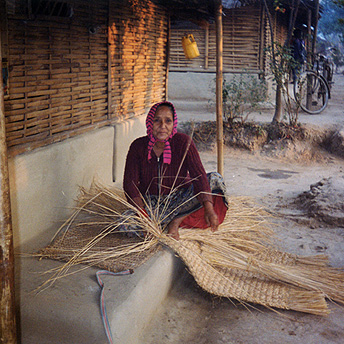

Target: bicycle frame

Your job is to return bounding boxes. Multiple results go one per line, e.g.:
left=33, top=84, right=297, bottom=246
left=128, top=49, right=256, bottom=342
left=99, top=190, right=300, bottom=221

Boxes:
left=312, top=54, right=333, bottom=99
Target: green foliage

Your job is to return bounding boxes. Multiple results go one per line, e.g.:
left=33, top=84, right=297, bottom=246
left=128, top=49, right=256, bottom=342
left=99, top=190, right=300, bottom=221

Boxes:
left=266, top=43, right=297, bottom=85
left=221, top=74, right=267, bottom=126
left=273, top=0, right=286, bottom=13
left=334, top=0, right=344, bottom=8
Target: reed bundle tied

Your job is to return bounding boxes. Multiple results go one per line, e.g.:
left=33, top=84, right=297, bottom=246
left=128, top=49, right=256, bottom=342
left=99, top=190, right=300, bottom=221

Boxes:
left=39, top=183, right=344, bottom=315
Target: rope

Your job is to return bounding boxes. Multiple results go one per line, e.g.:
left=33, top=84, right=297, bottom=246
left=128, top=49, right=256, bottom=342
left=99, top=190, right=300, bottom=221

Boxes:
left=96, top=269, right=134, bottom=344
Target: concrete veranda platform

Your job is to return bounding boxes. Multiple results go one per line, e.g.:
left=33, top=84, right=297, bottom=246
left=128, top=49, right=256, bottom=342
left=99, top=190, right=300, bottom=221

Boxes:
left=17, top=245, right=183, bottom=344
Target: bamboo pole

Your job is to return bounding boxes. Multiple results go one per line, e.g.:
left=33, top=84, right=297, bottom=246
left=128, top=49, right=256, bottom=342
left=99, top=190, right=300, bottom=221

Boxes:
left=204, top=25, right=209, bottom=70
left=107, top=0, right=112, bottom=120
left=311, top=0, right=320, bottom=57
left=0, top=11, right=17, bottom=342
left=215, top=0, right=224, bottom=176
left=164, top=11, right=171, bottom=100
left=306, top=9, right=312, bottom=109
left=307, top=9, right=312, bottom=59
left=258, top=3, right=265, bottom=72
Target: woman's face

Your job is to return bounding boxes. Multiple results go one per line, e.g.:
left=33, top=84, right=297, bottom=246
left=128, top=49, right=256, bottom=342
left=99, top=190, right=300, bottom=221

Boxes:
left=152, top=106, right=174, bottom=141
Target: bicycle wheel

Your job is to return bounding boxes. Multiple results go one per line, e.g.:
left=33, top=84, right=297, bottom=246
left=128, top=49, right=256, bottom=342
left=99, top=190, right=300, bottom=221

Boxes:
left=294, top=71, right=329, bottom=114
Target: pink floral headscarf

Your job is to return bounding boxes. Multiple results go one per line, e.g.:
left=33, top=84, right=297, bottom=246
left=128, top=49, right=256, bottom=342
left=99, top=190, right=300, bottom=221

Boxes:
left=146, top=101, right=178, bottom=165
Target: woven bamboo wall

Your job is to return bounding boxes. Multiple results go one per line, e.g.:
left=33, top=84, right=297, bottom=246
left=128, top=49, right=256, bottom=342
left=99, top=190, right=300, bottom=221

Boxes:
left=262, top=9, right=289, bottom=76
left=263, top=8, right=274, bottom=75
left=4, top=0, right=168, bottom=156
left=108, top=1, right=168, bottom=121
left=274, top=11, right=288, bottom=45
left=169, top=4, right=263, bottom=72
left=169, top=29, right=207, bottom=70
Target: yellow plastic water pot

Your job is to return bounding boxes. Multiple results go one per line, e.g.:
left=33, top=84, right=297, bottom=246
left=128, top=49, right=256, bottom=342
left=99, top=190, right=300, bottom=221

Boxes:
left=181, top=34, right=200, bottom=59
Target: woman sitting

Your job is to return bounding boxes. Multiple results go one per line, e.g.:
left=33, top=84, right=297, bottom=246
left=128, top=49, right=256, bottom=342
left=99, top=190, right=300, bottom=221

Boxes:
left=123, top=101, right=228, bottom=240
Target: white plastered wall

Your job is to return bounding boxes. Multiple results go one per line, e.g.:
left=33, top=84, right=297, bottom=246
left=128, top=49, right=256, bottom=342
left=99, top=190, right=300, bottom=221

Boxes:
left=168, top=71, right=275, bottom=116
left=9, top=127, right=115, bottom=250
left=112, top=115, right=146, bottom=183
left=8, top=116, right=148, bottom=251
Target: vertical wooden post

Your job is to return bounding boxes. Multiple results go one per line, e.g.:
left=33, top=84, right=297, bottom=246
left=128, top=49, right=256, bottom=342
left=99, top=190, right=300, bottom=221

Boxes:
left=307, top=9, right=312, bottom=59
left=107, top=0, right=112, bottom=120
left=215, top=0, right=223, bottom=176
left=204, top=25, right=209, bottom=70
left=306, top=9, right=312, bottom=109
left=165, top=11, right=171, bottom=101
left=0, top=18, right=17, bottom=344
left=258, top=3, right=265, bottom=72
left=311, top=0, right=320, bottom=57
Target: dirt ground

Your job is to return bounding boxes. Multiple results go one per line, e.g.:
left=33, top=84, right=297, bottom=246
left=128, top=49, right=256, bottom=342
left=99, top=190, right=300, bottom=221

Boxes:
left=141, top=74, right=344, bottom=343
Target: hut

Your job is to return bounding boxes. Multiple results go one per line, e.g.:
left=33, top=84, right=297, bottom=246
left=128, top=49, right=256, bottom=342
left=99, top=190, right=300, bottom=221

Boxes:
left=1, top=0, right=172, bottom=251
left=167, top=0, right=320, bottom=113
left=0, top=0, right=222, bottom=342
left=0, top=0, right=320, bottom=249
left=0, top=0, right=320, bottom=341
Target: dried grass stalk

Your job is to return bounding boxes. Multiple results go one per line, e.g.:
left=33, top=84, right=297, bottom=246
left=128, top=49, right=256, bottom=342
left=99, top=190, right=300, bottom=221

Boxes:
left=38, top=183, right=344, bottom=315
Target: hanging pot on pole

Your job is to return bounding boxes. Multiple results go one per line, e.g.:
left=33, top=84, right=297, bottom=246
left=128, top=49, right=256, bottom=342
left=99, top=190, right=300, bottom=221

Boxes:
left=181, top=34, right=200, bottom=59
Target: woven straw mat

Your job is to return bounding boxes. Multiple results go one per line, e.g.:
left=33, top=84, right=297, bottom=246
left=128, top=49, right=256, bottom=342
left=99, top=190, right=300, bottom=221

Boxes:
left=39, top=225, right=161, bottom=273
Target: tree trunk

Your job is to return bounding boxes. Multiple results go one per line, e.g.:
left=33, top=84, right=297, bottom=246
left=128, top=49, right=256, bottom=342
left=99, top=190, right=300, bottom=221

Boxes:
left=272, top=83, right=283, bottom=122
left=263, top=0, right=301, bottom=124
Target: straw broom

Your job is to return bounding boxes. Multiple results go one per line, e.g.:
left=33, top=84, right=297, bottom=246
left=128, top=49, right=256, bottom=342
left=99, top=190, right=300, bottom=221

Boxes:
left=38, top=182, right=344, bottom=315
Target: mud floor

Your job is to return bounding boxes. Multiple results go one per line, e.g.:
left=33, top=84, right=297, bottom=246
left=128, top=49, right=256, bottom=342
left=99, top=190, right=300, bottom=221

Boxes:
left=141, top=74, right=344, bottom=343
left=141, top=147, right=344, bottom=344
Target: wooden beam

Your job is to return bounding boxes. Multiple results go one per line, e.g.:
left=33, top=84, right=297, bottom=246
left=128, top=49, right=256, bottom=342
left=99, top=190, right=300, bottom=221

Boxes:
left=0, top=3, right=17, bottom=340
left=215, top=0, right=223, bottom=176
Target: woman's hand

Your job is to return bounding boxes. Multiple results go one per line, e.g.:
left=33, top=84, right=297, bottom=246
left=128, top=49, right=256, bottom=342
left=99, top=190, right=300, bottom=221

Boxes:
left=133, top=196, right=145, bottom=209
left=203, top=201, right=219, bottom=232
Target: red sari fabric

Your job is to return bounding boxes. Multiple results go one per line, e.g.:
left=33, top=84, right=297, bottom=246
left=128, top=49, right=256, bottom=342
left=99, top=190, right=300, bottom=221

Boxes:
left=180, top=194, right=228, bottom=229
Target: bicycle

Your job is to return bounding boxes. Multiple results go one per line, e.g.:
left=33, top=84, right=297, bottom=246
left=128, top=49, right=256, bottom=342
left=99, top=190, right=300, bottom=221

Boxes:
left=293, top=53, right=334, bottom=114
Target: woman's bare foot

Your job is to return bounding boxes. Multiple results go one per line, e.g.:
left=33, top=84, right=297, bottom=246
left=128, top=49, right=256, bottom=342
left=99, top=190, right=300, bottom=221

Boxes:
left=167, top=223, right=180, bottom=240
left=167, top=215, right=187, bottom=240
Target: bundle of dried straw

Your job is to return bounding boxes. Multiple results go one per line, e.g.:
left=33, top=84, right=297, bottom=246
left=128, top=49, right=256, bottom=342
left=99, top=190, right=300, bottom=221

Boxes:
left=39, top=183, right=344, bottom=315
